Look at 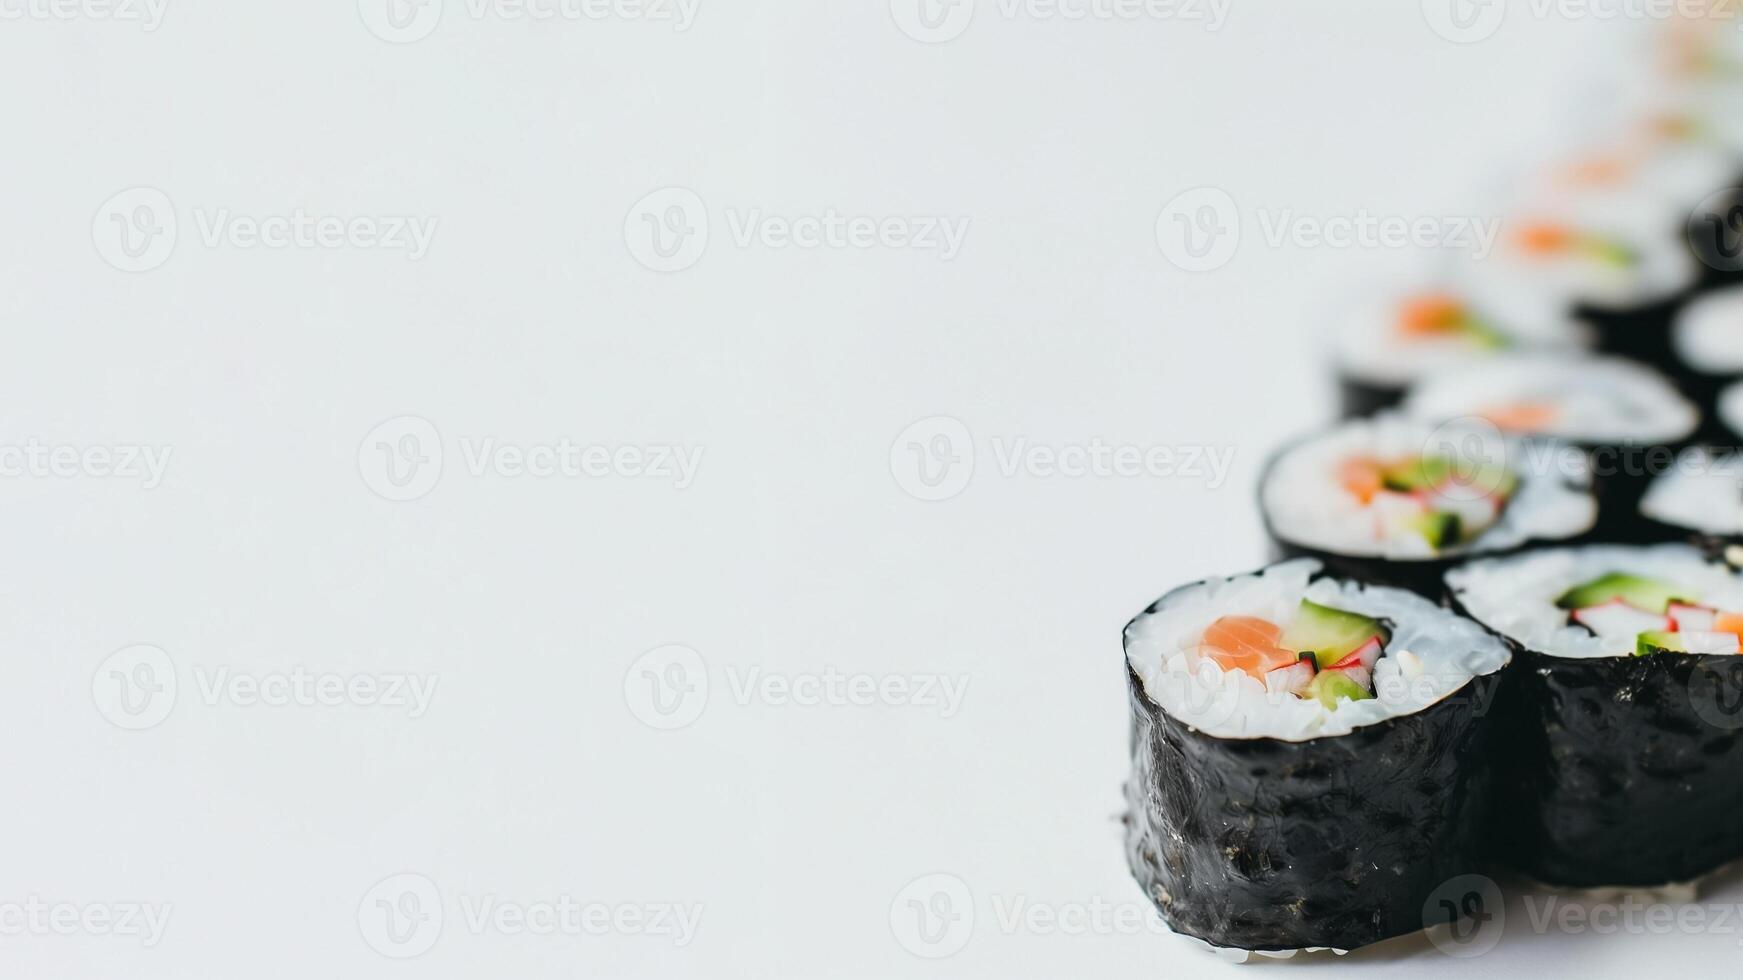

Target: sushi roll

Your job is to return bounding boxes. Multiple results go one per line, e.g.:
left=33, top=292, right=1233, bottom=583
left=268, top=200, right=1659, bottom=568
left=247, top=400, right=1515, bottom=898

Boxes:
left=1640, top=447, right=1743, bottom=562
left=1462, top=197, right=1699, bottom=366
left=1670, top=287, right=1743, bottom=441
left=1123, top=559, right=1511, bottom=955
left=1404, top=354, right=1700, bottom=541
left=1259, top=414, right=1597, bottom=596
left=1330, top=282, right=1589, bottom=418
left=1447, top=544, right=1743, bottom=888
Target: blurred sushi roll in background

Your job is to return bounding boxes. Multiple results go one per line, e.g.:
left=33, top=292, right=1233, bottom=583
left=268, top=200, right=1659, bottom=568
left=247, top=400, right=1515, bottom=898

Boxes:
left=1404, top=354, right=1699, bottom=541
left=1329, top=279, right=1590, bottom=418
left=1669, top=286, right=1743, bottom=439
left=1124, top=560, right=1512, bottom=956
left=1447, top=545, right=1743, bottom=889
left=1258, top=415, right=1596, bottom=595
left=1639, top=447, right=1743, bottom=563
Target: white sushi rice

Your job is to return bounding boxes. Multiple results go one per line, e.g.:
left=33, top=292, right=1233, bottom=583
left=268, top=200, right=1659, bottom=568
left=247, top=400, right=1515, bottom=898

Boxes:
left=1720, top=381, right=1743, bottom=442
left=1261, top=414, right=1596, bottom=560
left=1126, top=559, right=1510, bottom=741
left=1404, top=353, right=1700, bottom=445
left=1673, top=285, right=1743, bottom=375
left=1448, top=544, right=1743, bottom=659
left=1331, top=279, right=1590, bottom=388
left=1641, top=448, right=1743, bottom=536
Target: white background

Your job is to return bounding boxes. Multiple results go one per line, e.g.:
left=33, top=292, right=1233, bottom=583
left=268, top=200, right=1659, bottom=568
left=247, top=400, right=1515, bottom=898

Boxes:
left=2, top=0, right=1739, bottom=976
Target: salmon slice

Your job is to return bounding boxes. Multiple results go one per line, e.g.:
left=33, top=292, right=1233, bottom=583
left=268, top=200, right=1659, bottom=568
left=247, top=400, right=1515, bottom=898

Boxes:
left=1397, top=294, right=1467, bottom=336
left=1198, top=616, right=1298, bottom=678
left=1339, top=457, right=1385, bottom=504
left=1482, top=401, right=1558, bottom=432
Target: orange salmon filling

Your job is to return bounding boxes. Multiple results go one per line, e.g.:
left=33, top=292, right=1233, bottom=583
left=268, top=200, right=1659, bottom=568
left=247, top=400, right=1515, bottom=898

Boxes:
left=1397, top=294, right=1467, bottom=336
left=1198, top=616, right=1298, bottom=679
left=1482, top=401, right=1559, bottom=432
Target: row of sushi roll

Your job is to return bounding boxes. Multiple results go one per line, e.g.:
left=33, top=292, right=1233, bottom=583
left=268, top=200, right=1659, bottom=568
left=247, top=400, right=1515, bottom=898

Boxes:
left=1124, top=11, right=1743, bottom=961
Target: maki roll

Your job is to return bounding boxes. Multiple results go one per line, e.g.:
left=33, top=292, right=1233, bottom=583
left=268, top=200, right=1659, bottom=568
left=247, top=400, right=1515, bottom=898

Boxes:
left=1259, top=414, right=1596, bottom=595
left=1640, top=447, right=1743, bottom=562
left=1330, top=282, right=1589, bottom=418
left=1447, top=545, right=1743, bottom=888
left=1465, top=198, right=1699, bottom=366
left=1404, top=353, right=1700, bottom=540
left=1124, top=559, right=1511, bottom=955
left=1671, top=286, right=1743, bottom=439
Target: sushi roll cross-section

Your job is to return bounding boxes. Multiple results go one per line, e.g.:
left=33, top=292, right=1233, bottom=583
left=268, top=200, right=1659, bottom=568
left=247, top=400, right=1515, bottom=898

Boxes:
left=1260, top=414, right=1596, bottom=595
left=1330, top=283, right=1590, bottom=419
left=1447, top=544, right=1743, bottom=889
left=1405, top=354, right=1700, bottom=540
left=1124, top=560, right=1511, bottom=954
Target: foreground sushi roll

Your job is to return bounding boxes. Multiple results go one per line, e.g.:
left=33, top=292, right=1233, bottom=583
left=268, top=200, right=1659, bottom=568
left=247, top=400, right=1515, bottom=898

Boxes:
left=1405, top=354, right=1700, bottom=540
left=1330, top=283, right=1589, bottom=418
left=1259, top=415, right=1597, bottom=595
left=1124, top=559, right=1511, bottom=954
left=1448, top=544, right=1743, bottom=888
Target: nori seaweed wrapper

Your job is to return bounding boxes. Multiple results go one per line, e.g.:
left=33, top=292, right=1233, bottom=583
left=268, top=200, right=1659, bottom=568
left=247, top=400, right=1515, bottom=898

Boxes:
left=1337, top=375, right=1406, bottom=421
left=1122, top=581, right=1506, bottom=952
left=1578, top=438, right=1693, bottom=544
left=1578, top=295, right=1687, bottom=371
left=1472, top=643, right=1743, bottom=888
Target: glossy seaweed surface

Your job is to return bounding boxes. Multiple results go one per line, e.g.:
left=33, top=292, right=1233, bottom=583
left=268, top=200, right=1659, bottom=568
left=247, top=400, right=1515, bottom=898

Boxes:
left=1122, top=664, right=1503, bottom=952
left=1488, top=647, right=1743, bottom=887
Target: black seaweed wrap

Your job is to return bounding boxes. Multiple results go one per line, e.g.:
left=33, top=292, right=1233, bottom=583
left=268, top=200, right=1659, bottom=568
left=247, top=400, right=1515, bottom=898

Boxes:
left=1122, top=587, right=1505, bottom=951
left=1480, top=644, right=1743, bottom=888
